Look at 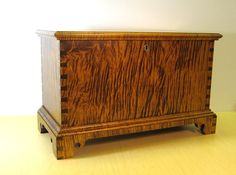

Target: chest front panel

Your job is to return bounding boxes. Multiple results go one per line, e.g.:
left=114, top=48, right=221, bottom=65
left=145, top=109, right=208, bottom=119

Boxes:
left=61, top=40, right=210, bottom=126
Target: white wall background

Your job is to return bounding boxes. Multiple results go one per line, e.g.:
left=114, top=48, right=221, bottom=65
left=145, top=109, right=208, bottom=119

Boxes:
left=0, top=0, right=235, bottom=116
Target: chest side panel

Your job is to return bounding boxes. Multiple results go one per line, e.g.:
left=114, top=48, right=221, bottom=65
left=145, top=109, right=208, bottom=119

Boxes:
left=61, top=40, right=209, bottom=126
left=41, top=37, right=61, bottom=124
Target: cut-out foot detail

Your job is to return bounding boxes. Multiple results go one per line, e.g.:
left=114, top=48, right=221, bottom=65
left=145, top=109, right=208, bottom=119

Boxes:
left=52, top=136, right=86, bottom=159
left=38, top=118, right=48, bottom=134
left=195, top=114, right=217, bottom=135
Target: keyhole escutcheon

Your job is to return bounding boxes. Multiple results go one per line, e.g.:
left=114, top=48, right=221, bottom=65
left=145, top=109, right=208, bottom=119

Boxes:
left=144, top=44, right=149, bottom=52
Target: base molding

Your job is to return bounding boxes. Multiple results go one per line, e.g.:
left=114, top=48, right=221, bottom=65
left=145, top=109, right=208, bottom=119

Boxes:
left=38, top=106, right=217, bottom=159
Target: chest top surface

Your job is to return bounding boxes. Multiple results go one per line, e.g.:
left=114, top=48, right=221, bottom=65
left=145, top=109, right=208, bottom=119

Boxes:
left=37, top=30, right=222, bottom=41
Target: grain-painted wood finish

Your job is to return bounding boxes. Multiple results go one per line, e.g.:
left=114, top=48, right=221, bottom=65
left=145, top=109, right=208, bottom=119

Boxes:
left=37, top=31, right=222, bottom=159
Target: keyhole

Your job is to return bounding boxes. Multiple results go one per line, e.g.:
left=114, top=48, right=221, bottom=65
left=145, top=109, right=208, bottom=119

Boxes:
left=144, top=44, right=149, bottom=51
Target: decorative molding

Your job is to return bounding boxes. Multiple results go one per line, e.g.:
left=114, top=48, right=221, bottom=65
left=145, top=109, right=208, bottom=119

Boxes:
left=36, top=30, right=222, bottom=41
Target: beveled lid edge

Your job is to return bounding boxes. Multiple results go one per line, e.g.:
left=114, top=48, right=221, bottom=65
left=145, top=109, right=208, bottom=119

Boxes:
left=37, top=30, right=222, bottom=40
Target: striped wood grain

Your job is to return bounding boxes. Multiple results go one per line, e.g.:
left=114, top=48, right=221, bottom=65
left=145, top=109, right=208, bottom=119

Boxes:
left=60, top=40, right=210, bottom=126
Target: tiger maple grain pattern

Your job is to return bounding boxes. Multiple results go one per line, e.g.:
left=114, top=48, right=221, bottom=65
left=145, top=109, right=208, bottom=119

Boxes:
left=37, top=31, right=222, bottom=159
left=61, top=40, right=209, bottom=126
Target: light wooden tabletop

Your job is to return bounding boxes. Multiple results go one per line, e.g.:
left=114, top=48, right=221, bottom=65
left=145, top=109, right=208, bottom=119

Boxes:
left=0, top=112, right=235, bottom=175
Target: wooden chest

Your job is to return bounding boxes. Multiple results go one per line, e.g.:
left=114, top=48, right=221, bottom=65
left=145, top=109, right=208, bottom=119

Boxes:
left=37, top=30, right=222, bottom=159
